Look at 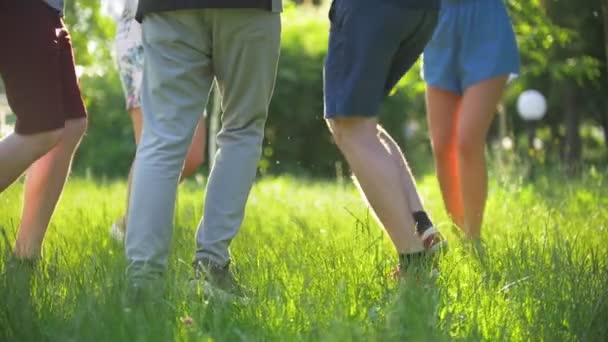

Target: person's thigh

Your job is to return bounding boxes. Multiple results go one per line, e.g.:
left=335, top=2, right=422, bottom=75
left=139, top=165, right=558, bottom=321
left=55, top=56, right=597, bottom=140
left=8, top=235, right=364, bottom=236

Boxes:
left=324, top=0, right=434, bottom=118
left=211, top=9, right=281, bottom=131
left=459, top=0, right=520, bottom=91
left=425, top=86, right=461, bottom=152
left=422, top=4, right=461, bottom=95
left=384, top=8, right=438, bottom=95
left=140, top=11, right=214, bottom=153
left=0, top=1, right=75, bottom=135
left=458, top=76, right=508, bottom=144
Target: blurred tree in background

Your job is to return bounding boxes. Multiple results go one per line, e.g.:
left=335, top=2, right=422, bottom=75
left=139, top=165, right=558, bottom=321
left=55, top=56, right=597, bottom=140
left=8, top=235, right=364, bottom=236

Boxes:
left=46, top=0, right=607, bottom=178
left=505, top=0, right=607, bottom=172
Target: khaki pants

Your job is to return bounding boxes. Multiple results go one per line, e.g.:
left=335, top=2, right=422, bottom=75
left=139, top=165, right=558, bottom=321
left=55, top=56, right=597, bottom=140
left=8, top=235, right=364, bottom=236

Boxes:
left=125, top=9, right=281, bottom=282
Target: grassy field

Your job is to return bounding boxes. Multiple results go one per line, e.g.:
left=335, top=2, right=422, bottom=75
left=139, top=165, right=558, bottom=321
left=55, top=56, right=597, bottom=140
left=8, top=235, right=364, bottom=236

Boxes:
left=1, top=169, right=607, bottom=341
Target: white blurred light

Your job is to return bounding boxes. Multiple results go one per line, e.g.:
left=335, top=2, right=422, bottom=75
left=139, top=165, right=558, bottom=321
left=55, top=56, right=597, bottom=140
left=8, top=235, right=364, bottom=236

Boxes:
left=101, top=0, right=123, bottom=21
left=591, top=126, right=605, bottom=144
left=404, top=120, right=420, bottom=138
left=501, top=136, right=513, bottom=151
left=75, top=65, right=86, bottom=79
left=533, top=137, right=544, bottom=150
left=0, top=94, right=12, bottom=138
left=0, top=93, right=8, bottom=113
left=517, top=89, right=547, bottom=121
left=0, top=123, right=14, bottom=137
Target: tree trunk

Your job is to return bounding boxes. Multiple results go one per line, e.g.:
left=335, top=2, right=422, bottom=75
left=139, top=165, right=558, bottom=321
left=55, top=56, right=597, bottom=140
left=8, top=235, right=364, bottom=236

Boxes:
left=602, top=1, right=608, bottom=72
left=563, top=88, right=581, bottom=175
left=601, top=1, right=608, bottom=157
left=548, top=114, right=561, bottom=162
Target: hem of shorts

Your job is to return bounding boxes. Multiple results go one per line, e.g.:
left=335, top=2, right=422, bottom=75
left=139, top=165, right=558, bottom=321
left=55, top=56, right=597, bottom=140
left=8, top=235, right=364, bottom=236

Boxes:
left=126, top=103, right=142, bottom=111
left=324, top=111, right=378, bottom=119
left=462, top=69, right=520, bottom=93
left=424, top=80, right=462, bottom=96
left=14, top=121, right=66, bottom=135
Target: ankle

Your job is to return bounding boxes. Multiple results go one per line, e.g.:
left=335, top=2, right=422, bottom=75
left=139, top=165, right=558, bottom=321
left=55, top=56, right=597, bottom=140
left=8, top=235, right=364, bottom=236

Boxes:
left=412, top=211, right=434, bottom=235
left=14, top=241, right=42, bottom=260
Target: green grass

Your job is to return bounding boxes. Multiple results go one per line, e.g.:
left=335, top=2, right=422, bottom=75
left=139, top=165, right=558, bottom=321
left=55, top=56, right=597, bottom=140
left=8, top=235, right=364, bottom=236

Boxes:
left=1, top=170, right=607, bottom=341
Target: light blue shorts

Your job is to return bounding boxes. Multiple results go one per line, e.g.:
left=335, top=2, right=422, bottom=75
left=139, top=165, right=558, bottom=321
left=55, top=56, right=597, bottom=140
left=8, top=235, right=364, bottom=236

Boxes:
left=422, top=0, right=520, bottom=95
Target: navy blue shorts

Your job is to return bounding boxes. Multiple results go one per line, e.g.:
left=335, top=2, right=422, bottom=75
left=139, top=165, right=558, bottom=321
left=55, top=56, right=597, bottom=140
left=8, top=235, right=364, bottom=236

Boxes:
left=323, top=0, right=439, bottom=118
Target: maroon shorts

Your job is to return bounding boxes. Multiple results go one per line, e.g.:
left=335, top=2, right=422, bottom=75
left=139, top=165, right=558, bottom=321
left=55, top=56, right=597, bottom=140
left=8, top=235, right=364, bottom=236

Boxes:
left=0, top=0, right=87, bottom=135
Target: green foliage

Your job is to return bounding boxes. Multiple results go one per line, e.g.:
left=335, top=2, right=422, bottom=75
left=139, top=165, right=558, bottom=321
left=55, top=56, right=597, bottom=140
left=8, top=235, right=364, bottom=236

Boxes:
left=262, top=9, right=334, bottom=176
left=1, top=172, right=607, bottom=340
left=63, top=1, right=134, bottom=177
left=74, top=71, right=135, bottom=177
left=504, top=0, right=607, bottom=163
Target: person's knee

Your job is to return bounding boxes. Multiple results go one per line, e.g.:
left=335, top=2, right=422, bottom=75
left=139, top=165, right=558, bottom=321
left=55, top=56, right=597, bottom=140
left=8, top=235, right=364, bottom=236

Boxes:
left=457, top=134, right=484, bottom=162
left=431, top=137, right=454, bottom=161
left=327, top=118, right=371, bottom=150
left=137, top=132, right=192, bottom=171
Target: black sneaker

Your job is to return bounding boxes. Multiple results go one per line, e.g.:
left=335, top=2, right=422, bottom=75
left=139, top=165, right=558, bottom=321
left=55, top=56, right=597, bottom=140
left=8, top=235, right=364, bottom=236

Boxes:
left=192, top=259, right=247, bottom=301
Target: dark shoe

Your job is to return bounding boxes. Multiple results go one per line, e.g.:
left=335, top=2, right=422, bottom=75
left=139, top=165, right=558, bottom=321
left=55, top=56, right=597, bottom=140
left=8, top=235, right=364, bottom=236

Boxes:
left=192, top=259, right=247, bottom=301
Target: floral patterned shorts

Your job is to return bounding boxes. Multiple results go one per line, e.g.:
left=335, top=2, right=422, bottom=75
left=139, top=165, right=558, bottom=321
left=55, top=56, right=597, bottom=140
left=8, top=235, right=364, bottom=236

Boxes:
left=114, top=18, right=144, bottom=110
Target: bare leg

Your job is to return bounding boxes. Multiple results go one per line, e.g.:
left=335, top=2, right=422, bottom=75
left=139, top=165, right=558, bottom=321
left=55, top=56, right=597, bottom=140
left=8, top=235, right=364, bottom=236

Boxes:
left=328, top=117, right=424, bottom=254
left=425, top=86, right=464, bottom=228
left=377, top=126, right=425, bottom=213
left=0, top=129, right=63, bottom=192
left=14, top=118, right=87, bottom=258
left=458, top=76, right=508, bottom=238
left=181, top=114, right=206, bottom=179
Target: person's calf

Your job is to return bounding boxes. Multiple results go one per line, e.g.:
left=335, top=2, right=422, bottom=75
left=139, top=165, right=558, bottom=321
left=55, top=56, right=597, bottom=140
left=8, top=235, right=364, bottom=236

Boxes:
left=0, top=128, right=64, bottom=192
left=181, top=150, right=205, bottom=180
left=181, top=117, right=207, bottom=179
